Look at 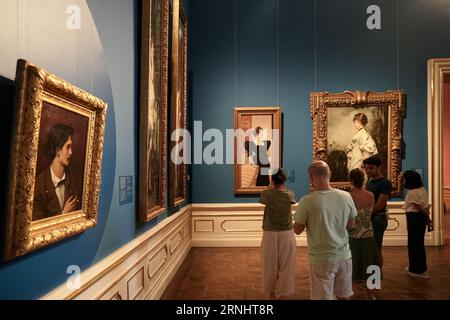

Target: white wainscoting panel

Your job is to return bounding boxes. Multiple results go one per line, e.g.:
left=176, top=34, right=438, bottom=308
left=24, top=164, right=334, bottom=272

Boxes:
left=42, top=205, right=192, bottom=300
left=192, top=202, right=419, bottom=247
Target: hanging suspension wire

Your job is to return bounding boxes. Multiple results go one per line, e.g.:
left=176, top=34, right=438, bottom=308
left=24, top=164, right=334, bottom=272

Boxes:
left=396, top=0, right=400, bottom=90
left=17, top=0, right=19, bottom=59
left=276, top=0, right=280, bottom=107
left=314, top=0, right=318, bottom=92
left=234, top=0, right=237, bottom=107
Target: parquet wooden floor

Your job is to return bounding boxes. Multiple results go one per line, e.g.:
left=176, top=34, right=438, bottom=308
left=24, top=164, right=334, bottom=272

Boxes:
left=162, top=245, right=450, bottom=300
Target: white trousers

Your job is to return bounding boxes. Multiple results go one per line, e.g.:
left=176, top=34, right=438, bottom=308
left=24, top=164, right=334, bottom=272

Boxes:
left=309, top=258, right=353, bottom=300
left=260, top=229, right=296, bottom=296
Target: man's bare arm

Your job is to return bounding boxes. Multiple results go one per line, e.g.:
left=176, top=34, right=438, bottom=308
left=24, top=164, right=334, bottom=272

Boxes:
left=346, top=217, right=356, bottom=230
left=294, top=223, right=305, bottom=235
left=373, top=193, right=389, bottom=214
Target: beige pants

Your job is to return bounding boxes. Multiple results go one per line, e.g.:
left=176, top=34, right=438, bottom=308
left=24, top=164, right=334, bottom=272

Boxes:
left=260, top=229, right=296, bottom=296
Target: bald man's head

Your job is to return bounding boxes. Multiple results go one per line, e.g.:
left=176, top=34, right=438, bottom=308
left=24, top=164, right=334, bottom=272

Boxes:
left=308, top=161, right=331, bottom=179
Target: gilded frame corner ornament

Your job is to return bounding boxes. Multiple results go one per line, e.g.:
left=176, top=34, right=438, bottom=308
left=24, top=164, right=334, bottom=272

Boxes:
left=169, top=0, right=188, bottom=207
left=4, top=59, right=107, bottom=261
left=139, top=0, right=169, bottom=223
left=310, top=90, right=405, bottom=196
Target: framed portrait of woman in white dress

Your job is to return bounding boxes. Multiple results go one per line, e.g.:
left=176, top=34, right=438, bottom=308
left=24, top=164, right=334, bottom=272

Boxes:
left=310, top=90, right=405, bottom=196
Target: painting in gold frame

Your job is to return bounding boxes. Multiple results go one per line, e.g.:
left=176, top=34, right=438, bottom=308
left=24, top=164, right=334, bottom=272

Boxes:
left=139, top=0, right=169, bottom=222
left=310, top=90, right=405, bottom=196
left=4, top=59, right=107, bottom=261
left=234, top=107, right=282, bottom=195
left=169, top=0, right=187, bottom=207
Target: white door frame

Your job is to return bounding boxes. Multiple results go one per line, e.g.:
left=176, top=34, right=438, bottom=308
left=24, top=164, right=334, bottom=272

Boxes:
left=427, top=58, right=450, bottom=246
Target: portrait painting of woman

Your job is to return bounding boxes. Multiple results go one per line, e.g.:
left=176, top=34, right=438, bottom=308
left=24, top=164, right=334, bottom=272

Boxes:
left=346, top=113, right=378, bottom=172
left=327, top=106, right=387, bottom=182
left=311, top=90, right=404, bottom=195
left=234, top=107, right=281, bottom=194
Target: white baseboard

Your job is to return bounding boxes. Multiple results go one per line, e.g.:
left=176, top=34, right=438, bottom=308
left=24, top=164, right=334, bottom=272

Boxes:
left=41, top=205, right=192, bottom=300
left=191, top=202, right=435, bottom=247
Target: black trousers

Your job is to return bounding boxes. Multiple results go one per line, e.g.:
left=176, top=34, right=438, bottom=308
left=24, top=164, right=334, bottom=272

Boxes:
left=406, top=212, right=428, bottom=274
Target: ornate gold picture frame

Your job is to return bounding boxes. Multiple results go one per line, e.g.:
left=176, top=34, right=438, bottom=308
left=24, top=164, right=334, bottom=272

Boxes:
left=169, top=0, right=187, bottom=207
left=4, top=59, right=107, bottom=261
left=234, top=107, right=282, bottom=195
left=139, top=0, right=169, bottom=222
left=310, top=90, right=405, bottom=196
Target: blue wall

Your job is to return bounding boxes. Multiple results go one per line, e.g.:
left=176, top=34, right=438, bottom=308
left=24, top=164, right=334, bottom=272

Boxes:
left=189, top=0, right=450, bottom=203
left=0, top=0, right=189, bottom=299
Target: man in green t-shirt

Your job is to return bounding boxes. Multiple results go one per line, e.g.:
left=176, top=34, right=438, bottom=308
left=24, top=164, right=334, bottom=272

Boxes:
left=294, top=161, right=357, bottom=300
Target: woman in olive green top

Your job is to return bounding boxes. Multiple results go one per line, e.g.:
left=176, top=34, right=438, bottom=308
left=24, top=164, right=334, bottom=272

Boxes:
left=259, top=169, right=297, bottom=299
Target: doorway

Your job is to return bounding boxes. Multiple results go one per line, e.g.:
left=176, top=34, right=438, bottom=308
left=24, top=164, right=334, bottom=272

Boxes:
left=428, top=59, right=450, bottom=246
left=443, top=74, right=450, bottom=245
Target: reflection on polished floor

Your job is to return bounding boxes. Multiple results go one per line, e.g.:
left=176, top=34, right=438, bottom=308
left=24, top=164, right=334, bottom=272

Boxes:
left=162, top=245, right=450, bottom=300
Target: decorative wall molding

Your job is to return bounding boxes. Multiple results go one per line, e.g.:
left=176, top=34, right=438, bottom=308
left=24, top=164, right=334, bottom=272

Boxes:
left=444, top=187, right=450, bottom=213
left=41, top=205, right=191, bottom=300
left=191, top=202, right=435, bottom=247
